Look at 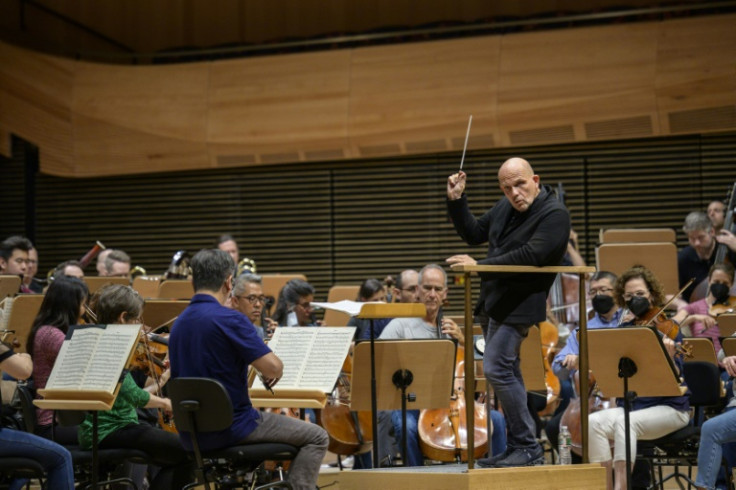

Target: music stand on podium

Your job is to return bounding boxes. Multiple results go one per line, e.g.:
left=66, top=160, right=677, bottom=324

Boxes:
left=351, top=339, right=456, bottom=466
left=451, top=264, right=594, bottom=469
left=353, top=303, right=426, bottom=466
left=588, top=327, right=685, bottom=490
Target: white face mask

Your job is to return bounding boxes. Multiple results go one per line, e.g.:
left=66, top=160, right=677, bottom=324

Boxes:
left=286, top=311, right=299, bottom=327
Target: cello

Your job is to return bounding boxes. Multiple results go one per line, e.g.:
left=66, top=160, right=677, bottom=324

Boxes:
left=417, top=346, right=489, bottom=462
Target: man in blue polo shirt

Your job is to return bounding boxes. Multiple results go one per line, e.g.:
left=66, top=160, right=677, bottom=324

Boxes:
left=169, top=249, right=328, bottom=490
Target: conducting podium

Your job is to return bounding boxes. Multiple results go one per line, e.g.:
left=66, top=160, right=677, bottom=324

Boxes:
left=451, top=264, right=595, bottom=468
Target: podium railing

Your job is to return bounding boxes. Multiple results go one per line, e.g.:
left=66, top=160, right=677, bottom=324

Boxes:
left=450, top=264, right=596, bottom=469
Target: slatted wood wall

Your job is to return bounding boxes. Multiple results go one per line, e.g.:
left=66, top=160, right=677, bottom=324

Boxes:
left=1, top=132, right=734, bottom=315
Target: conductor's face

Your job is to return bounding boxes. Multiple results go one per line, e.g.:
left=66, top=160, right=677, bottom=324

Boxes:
left=418, top=268, right=447, bottom=318
left=498, top=158, right=540, bottom=213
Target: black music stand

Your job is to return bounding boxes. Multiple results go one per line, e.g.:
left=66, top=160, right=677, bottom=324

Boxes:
left=351, top=339, right=456, bottom=466
left=588, top=327, right=684, bottom=490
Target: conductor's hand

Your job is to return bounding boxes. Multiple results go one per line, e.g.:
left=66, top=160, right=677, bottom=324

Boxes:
left=447, top=171, right=467, bottom=200
left=724, top=356, right=736, bottom=378
left=446, top=254, right=477, bottom=267
left=561, top=354, right=579, bottom=370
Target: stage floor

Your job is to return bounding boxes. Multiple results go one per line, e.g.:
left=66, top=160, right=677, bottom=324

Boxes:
left=319, top=463, right=606, bottom=490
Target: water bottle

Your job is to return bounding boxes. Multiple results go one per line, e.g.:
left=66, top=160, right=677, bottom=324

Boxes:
left=558, top=425, right=572, bottom=465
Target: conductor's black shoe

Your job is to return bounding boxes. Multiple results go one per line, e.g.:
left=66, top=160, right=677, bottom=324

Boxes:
left=476, top=449, right=511, bottom=468
left=492, top=445, right=545, bottom=467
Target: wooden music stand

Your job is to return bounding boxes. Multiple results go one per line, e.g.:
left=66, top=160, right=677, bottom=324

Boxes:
left=0, top=275, right=21, bottom=298
left=718, top=314, right=736, bottom=338
left=451, top=264, right=594, bottom=468
left=322, top=285, right=360, bottom=326
left=682, top=337, right=718, bottom=365
left=351, top=339, right=455, bottom=466
left=157, top=279, right=194, bottom=300
left=353, top=302, right=426, bottom=466
left=132, top=275, right=162, bottom=299
left=142, top=299, right=189, bottom=331
left=588, top=327, right=685, bottom=489
left=84, top=276, right=130, bottom=294
left=1, top=294, right=44, bottom=352
left=599, top=228, right=676, bottom=244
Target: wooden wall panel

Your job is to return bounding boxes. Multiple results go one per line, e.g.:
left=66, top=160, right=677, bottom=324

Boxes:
left=498, top=23, right=659, bottom=145
left=348, top=37, right=501, bottom=155
left=1, top=14, right=734, bottom=178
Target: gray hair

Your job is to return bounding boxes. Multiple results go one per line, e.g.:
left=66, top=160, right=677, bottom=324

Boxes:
left=418, top=264, right=447, bottom=287
left=191, top=249, right=235, bottom=292
left=682, top=211, right=712, bottom=234
left=233, top=273, right=262, bottom=296
left=104, top=249, right=131, bottom=273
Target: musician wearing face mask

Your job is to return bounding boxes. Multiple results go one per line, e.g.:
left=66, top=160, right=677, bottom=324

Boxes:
left=674, top=263, right=734, bottom=357
left=588, top=266, right=690, bottom=490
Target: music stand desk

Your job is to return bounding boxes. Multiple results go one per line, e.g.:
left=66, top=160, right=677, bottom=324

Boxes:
left=0, top=275, right=21, bottom=298
left=451, top=264, right=595, bottom=467
left=682, top=337, right=718, bottom=366
left=718, top=314, right=736, bottom=338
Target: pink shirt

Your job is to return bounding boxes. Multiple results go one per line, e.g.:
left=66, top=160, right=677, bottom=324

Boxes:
left=683, top=298, right=722, bottom=355
left=32, top=325, right=66, bottom=426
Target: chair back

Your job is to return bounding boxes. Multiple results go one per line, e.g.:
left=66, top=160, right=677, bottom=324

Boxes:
left=15, top=383, right=37, bottom=434
left=682, top=361, right=722, bottom=413
left=168, top=377, right=234, bottom=433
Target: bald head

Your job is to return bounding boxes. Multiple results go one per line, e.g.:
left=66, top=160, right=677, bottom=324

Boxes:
left=498, top=157, right=540, bottom=212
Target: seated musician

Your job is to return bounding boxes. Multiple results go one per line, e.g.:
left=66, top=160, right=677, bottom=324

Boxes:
left=23, top=246, right=43, bottom=293
left=27, top=277, right=90, bottom=444
left=390, top=269, right=420, bottom=304
left=588, top=266, right=690, bottom=490
left=99, top=249, right=131, bottom=278
left=230, top=273, right=277, bottom=340
left=0, top=235, right=33, bottom=293
left=547, top=271, right=622, bottom=458
left=0, top=336, right=74, bottom=489
left=346, top=278, right=391, bottom=340
left=272, top=278, right=322, bottom=326
left=708, top=200, right=726, bottom=234
left=51, top=260, right=85, bottom=280
left=79, top=284, right=192, bottom=490
left=379, top=264, right=506, bottom=466
left=168, top=249, right=328, bottom=490
left=676, top=263, right=734, bottom=358
left=215, top=233, right=240, bottom=264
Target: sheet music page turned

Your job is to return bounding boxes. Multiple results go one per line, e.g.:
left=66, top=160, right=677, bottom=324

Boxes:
left=45, top=324, right=140, bottom=394
left=252, top=327, right=355, bottom=393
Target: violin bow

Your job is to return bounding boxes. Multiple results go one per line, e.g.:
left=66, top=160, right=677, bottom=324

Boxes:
left=459, top=115, right=473, bottom=171
left=640, top=278, right=694, bottom=327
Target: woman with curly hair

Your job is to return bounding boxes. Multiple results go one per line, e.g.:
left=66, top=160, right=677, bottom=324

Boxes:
left=589, top=266, right=690, bottom=490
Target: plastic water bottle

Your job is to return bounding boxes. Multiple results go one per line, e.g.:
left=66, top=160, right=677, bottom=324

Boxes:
left=558, top=425, right=572, bottom=465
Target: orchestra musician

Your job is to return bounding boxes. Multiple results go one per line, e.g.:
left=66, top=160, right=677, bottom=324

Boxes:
left=27, top=276, right=90, bottom=444
left=216, top=234, right=240, bottom=264
left=678, top=212, right=736, bottom=301
left=446, top=158, right=570, bottom=468
left=81, top=284, right=192, bottom=490
left=230, top=272, right=277, bottom=340
left=0, top=235, right=33, bottom=293
left=708, top=200, right=726, bottom=234
left=51, top=260, right=85, bottom=280
left=346, top=278, right=391, bottom=340
left=99, top=249, right=131, bottom=278
left=391, top=269, right=420, bottom=304
left=379, top=264, right=506, bottom=467
left=272, top=278, right=322, bottom=327
left=0, top=336, right=74, bottom=489
left=588, top=266, right=690, bottom=490
left=95, top=248, right=112, bottom=276
left=168, top=249, right=328, bottom=490
left=24, top=245, right=43, bottom=293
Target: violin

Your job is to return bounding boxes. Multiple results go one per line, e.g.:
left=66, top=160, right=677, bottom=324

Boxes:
left=417, top=347, right=488, bottom=462
left=131, top=329, right=176, bottom=433
left=634, top=279, right=695, bottom=340
left=0, top=329, right=21, bottom=350
left=709, top=296, right=736, bottom=317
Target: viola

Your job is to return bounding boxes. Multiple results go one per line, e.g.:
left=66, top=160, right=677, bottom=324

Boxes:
left=417, top=347, right=488, bottom=462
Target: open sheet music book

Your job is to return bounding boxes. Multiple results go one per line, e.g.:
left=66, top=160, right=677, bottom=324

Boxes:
left=36, top=324, right=140, bottom=409
left=310, top=300, right=384, bottom=317
left=250, top=327, right=355, bottom=407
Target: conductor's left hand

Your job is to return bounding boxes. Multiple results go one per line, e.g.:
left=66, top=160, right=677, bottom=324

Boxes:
left=446, top=255, right=477, bottom=267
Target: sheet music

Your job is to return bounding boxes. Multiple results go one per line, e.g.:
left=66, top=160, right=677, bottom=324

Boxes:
left=252, top=327, right=355, bottom=393
left=310, top=300, right=384, bottom=317
left=45, top=324, right=140, bottom=393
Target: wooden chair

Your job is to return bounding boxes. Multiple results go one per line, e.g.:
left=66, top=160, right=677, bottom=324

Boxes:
left=599, top=228, right=676, bottom=244
left=1, top=294, right=44, bottom=353
left=261, top=275, right=307, bottom=317
left=157, top=280, right=194, bottom=300
left=322, top=285, right=360, bottom=326
left=131, top=276, right=162, bottom=299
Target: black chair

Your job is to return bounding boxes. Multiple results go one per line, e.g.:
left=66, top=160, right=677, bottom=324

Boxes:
left=0, top=456, right=46, bottom=489
left=168, top=377, right=298, bottom=490
left=637, top=361, right=726, bottom=490
left=15, top=383, right=149, bottom=490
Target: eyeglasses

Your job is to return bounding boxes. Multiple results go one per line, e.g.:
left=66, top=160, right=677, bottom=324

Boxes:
left=421, top=285, right=446, bottom=293
left=236, top=295, right=266, bottom=305
left=622, top=290, right=649, bottom=301
left=401, top=286, right=419, bottom=292
left=588, top=287, right=614, bottom=296
left=296, top=302, right=312, bottom=310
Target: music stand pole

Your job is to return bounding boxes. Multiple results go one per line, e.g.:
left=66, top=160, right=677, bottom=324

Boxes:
left=619, top=357, right=638, bottom=490
left=370, top=318, right=379, bottom=467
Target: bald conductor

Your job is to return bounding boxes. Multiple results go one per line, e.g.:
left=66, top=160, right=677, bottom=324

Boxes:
left=445, top=157, right=570, bottom=468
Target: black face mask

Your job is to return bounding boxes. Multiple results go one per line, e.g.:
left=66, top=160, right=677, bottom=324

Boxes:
left=592, top=295, right=615, bottom=315
left=626, top=296, right=651, bottom=318
left=710, top=283, right=731, bottom=304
